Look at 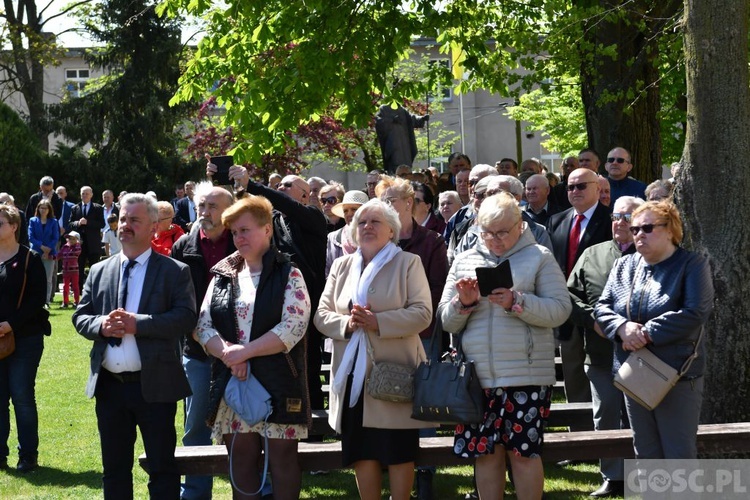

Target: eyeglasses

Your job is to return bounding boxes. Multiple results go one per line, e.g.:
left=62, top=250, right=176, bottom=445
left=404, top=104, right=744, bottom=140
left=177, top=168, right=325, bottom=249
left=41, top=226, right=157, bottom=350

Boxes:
left=607, top=157, right=628, bottom=164
left=413, top=197, right=425, bottom=204
left=610, top=213, right=632, bottom=222
left=365, top=182, right=378, bottom=187
left=629, top=223, right=667, bottom=235
left=566, top=182, right=596, bottom=192
left=480, top=220, right=520, bottom=240
left=469, top=179, right=479, bottom=187
left=473, top=191, right=486, bottom=200
left=321, top=196, right=338, bottom=205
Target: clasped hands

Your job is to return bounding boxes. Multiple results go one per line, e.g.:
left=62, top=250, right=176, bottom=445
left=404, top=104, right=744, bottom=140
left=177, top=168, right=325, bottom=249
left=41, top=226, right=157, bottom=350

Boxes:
left=617, top=321, right=651, bottom=351
left=347, top=304, right=379, bottom=333
left=455, top=277, right=514, bottom=310
left=100, top=308, right=137, bottom=339
left=220, top=342, right=249, bottom=381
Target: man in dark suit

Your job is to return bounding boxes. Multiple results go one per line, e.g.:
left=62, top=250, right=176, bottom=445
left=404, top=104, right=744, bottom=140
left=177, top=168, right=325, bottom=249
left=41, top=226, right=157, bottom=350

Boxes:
left=25, top=175, right=63, bottom=222
left=73, top=193, right=196, bottom=499
left=55, top=186, right=75, bottom=238
left=174, top=181, right=197, bottom=231
left=547, top=168, right=612, bottom=404
left=70, top=186, right=106, bottom=293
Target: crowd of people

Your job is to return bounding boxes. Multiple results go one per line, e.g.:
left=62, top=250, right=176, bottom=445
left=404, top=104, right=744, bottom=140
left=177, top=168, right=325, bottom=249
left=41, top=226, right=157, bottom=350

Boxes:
left=0, top=147, right=714, bottom=500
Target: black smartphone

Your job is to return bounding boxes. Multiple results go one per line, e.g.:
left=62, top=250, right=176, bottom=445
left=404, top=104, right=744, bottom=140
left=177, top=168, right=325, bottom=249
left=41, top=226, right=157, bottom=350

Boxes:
left=211, top=155, right=233, bottom=186
left=475, top=260, right=513, bottom=296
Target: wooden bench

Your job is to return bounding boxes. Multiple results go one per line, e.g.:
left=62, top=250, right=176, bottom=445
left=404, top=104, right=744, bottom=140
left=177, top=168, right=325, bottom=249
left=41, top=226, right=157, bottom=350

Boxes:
left=140, top=423, right=750, bottom=475
left=310, top=402, right=593, bottom=436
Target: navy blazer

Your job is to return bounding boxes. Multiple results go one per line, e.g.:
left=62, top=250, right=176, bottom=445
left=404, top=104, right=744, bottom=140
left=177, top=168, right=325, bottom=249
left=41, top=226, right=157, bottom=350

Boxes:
left=72, top=252, right=197, bottom=403
left=70, top=202, right=105, bottom=256
left=546, top=202, right=613, bottom=276
left=174, top=197, right=195, bottom=231
left=59, top=201, right=75, bottom=237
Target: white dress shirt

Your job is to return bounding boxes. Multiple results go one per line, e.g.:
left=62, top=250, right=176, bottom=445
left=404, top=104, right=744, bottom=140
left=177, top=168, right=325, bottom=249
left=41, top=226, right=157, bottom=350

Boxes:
left=102, top=249, right=152, bottom=373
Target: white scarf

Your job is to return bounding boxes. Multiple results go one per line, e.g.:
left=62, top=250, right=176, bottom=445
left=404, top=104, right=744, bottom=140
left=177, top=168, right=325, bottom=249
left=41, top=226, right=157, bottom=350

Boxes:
left=332, top=242, right=402, bottom=407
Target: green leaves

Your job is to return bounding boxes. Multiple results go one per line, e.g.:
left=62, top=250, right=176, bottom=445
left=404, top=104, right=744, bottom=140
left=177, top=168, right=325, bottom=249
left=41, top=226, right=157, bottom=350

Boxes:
left=158, top=0, right=686, bottom=167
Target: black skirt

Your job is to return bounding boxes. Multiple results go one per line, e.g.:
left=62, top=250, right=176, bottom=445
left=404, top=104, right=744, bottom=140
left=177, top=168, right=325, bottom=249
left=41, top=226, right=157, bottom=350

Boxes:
left=340, top=374, right=419, bottom=467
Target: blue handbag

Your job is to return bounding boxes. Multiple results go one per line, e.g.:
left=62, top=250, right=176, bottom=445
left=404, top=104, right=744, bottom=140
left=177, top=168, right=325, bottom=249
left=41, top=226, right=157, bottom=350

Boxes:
left=224, top=361, right=273, bottom=496
left=224, top=361, right=273, bottom=426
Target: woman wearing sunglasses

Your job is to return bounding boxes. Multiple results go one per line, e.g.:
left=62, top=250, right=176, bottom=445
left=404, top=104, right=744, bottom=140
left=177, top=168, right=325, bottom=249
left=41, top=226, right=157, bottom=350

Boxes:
left=319, top=183, right=346, bottom=233
left=567, top=196, right=644, bottom=497
left=595, top=201, right=714, bottom=459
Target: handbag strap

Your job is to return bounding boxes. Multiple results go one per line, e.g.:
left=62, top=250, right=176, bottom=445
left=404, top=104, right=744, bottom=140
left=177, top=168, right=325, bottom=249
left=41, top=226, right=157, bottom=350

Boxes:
left=17, top=249, right=32, bottom=310
left=364, top=331, right=376, bottom=363
left=678, top=327, right=704, bottom=377
left=625, top=255, right=703, bottom=378
left=363, top=329, right=421, bottom=364
left=428, top=315, right=468, bottom=365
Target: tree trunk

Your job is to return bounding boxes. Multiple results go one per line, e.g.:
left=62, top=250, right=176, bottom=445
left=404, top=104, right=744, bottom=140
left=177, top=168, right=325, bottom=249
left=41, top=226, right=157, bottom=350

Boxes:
left=681, top=0, right=750, bottom=423
left=579, top=0, right=680, bottom=181
left=3, top=0, right=51, bottom=151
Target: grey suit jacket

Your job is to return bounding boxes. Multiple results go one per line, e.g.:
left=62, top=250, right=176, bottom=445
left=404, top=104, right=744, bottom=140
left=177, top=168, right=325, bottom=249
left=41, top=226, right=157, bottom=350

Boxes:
left=72, top=252, right=197, bottom=403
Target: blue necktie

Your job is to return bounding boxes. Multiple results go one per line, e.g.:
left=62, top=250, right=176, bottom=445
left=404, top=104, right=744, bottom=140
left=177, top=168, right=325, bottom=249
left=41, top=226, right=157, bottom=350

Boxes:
left=109, top=260, right=137, bottom=347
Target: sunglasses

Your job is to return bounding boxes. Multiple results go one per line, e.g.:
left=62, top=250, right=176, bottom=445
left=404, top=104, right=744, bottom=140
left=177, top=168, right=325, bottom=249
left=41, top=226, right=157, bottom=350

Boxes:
left=281, top=182, right=309, bottom=197
left=629, top=223, right=667, bottom=236
left=607, top=157, right=628, bottom=164
left=469, top=179, right=479, bottom=186
left=321, top=196, right=338, bottom=205
left=610, top=213, right=632, bottom=222
left=473, top=191, right=486, bottom=200
left=566, top=181, right=596, bottom=192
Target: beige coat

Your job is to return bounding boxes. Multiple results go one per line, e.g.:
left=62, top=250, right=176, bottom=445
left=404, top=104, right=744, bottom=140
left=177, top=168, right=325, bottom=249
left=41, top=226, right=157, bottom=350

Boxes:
left=314, top=251, right=436, bottom=433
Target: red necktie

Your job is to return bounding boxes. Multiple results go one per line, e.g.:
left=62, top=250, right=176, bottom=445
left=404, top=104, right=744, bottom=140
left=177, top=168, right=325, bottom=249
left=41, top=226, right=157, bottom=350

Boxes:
left=566, top=214, right=585, bottom=276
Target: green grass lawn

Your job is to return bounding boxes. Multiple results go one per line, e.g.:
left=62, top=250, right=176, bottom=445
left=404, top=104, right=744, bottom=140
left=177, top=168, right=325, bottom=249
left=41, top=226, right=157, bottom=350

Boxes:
left=0, top=297, right=601, bottom=499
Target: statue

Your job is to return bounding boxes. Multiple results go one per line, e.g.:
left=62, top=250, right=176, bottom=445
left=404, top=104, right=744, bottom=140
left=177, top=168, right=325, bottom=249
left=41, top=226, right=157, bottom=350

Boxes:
left=374, top=103, right=429, bottom=174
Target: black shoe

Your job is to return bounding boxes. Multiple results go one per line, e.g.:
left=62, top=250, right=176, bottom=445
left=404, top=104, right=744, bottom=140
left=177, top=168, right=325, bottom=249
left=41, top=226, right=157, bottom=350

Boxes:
left=416, top=470, right=434, bottom=500
left=590, top=480, right=624, bottom=498
left=464, top=492, right=479, bottom=500
left=16, top=457, right=38, bottom=473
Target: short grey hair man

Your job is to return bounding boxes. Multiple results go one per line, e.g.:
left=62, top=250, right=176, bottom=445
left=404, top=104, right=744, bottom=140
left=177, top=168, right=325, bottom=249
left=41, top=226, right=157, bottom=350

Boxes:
left=120, top=193, right=159, bottom=223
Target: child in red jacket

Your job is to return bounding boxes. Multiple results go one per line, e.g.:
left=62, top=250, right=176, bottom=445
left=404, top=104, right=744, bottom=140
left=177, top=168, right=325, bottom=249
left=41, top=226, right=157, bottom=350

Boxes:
left=58, top=232, right=82, bottom=308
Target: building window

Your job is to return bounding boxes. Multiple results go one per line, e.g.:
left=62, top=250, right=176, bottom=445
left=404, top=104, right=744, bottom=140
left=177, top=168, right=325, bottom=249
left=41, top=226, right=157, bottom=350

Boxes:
left=65, top=69, right=90, bottom=97
left=429, top=59, right=452, bottom=102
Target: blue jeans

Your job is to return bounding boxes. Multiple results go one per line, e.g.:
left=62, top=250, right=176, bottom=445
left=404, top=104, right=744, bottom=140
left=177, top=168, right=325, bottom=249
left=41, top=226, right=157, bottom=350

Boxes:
left=0, top=334, right=44, bottom=461
left=181, top=356, right=213, bottom=500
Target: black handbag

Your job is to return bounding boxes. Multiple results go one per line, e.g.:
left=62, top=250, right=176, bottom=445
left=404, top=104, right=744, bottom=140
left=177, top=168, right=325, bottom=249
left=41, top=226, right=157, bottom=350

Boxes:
left=411, top=318, right=484, bottom=424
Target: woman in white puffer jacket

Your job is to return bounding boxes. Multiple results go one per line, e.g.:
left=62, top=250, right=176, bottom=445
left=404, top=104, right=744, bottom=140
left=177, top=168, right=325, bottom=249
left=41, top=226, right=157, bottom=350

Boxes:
left=438, top=192, right=571, bottom=500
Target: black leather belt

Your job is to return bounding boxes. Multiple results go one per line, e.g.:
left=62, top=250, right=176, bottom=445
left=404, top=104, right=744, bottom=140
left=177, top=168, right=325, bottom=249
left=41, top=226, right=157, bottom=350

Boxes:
left=103, top=369, right=141, bottom=383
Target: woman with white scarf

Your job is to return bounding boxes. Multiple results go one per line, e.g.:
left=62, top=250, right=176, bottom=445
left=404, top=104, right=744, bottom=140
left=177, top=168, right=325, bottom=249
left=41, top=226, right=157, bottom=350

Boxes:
left=315, top=199, right=434, bottom=500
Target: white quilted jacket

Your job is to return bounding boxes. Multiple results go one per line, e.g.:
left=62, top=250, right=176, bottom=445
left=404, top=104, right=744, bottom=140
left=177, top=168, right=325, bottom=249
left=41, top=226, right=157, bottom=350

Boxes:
left=438, top=228, right=571, bottom=389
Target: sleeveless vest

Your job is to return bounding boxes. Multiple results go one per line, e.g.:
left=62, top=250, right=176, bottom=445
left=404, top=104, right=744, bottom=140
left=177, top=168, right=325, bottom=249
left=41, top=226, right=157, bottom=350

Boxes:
left=206, top=248, right=310, bottom=427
